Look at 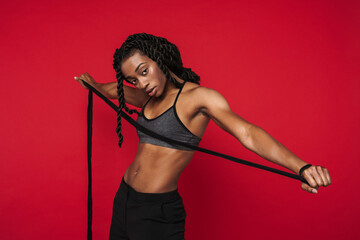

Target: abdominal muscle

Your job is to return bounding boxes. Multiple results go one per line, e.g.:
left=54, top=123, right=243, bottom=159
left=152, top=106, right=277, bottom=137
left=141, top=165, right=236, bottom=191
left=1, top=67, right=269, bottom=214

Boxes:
left=123, top=142, right=196, bottom=193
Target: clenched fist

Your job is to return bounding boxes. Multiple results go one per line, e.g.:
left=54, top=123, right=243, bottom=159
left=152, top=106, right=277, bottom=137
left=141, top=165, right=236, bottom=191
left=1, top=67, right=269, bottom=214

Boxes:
left=300, top=165, right=332, bottom=194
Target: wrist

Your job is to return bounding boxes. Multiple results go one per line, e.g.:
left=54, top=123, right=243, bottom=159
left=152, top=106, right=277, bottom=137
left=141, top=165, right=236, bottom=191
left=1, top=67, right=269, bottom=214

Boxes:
left=298, top=163, right=312, bottom=176
left=292, top=161, right=310, bottom=175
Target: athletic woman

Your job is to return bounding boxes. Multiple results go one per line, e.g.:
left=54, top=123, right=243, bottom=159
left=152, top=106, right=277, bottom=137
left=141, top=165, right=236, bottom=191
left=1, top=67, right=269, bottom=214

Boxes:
left=75, top=33, right=332, bottom=240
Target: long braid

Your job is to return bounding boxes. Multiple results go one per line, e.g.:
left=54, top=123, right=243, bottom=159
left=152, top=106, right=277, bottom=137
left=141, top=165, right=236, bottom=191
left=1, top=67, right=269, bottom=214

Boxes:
left=114, top=65, right=140, bottom=148
left=113, top=33, right=201, bottom=148
left=115, top=78, right=124, bottom=148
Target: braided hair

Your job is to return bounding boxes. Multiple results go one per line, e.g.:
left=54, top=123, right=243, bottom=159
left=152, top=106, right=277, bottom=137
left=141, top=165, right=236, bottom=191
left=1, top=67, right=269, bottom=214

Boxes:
left=113, top=32, right=201, bottom=148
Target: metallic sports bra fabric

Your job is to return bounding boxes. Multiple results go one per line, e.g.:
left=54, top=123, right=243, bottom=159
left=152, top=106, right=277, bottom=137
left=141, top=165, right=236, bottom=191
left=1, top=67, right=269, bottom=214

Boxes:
left=136, top=81, right=202, bottom=151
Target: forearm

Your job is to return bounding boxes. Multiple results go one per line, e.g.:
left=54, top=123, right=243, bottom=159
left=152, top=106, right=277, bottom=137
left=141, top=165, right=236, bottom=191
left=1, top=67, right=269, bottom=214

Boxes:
left=95, top=82, right=118, bottom=99
left=243, top=125, right=308, bottom=174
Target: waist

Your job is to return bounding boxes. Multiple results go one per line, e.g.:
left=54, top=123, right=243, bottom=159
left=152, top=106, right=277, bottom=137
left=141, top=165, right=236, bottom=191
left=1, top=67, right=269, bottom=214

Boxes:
left=124, top=143, right=194, bottom=191
left=120, top=176, right=180, bottom=203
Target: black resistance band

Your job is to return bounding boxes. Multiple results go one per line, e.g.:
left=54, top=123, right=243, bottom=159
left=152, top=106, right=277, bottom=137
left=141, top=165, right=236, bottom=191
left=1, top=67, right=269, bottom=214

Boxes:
left=82, top=80, right=309, bottom=240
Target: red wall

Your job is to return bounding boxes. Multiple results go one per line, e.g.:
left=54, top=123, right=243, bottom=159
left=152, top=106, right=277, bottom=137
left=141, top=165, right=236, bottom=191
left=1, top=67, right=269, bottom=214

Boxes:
left=1, top=0, right=359, bottom=239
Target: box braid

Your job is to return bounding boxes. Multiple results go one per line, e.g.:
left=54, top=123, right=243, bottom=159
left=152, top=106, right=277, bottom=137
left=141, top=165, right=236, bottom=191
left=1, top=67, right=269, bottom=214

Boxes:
left=112, top=32, right=201, bottom=148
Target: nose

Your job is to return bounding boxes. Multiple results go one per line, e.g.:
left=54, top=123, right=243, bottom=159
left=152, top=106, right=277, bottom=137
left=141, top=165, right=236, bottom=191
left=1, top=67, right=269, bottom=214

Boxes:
left=138, top=79, right=149, bottom=90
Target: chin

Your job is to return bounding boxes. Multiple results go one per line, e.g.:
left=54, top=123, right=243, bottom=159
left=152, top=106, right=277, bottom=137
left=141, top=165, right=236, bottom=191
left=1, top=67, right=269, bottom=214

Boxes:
left=156, top=88, right=163, bottom=98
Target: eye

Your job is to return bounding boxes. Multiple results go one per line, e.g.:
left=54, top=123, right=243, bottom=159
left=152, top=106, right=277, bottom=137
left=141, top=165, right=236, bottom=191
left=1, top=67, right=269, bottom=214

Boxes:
left=131, top=79, right=137, bottom=85
left=141, top=68, right=148, bottom=76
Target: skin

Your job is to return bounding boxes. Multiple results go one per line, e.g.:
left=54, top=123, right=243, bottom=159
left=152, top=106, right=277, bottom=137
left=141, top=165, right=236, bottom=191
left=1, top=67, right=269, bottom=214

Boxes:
left=75, top=51, right=332, bottom=194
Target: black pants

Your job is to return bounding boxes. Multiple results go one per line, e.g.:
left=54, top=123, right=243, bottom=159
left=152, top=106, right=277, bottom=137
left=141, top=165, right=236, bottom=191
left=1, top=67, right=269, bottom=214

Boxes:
left=109, top=176, right=187, bottom=240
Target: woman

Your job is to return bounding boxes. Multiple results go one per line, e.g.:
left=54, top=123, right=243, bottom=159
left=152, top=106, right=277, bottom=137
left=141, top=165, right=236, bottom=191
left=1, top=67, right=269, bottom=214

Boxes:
left=75, top=33, right=332, bottom=240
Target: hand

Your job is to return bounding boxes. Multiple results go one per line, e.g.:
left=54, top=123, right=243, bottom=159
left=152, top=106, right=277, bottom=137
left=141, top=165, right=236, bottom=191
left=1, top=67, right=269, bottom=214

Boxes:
left=300, top=165, right=332, bottom=194
left=74, top=72, right=97, bottom=90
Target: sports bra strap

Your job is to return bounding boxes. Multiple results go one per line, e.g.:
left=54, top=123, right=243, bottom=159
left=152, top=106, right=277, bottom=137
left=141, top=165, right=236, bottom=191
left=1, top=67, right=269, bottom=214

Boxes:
left=173, top=81, right=186, bottom=107
left=142, top=81, right=187, bottom=111
left=142, top=95, right=152, bottom=109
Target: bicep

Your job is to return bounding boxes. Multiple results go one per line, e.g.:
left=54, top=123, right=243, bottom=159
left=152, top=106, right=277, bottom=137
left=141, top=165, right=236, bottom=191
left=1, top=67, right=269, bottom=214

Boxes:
left=200, top=88, right=254, bottom=142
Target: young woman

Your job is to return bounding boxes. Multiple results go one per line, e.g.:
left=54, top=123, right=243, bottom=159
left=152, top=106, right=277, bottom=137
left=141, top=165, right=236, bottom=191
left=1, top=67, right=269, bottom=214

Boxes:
left=75, top=33, right=332, bottom=240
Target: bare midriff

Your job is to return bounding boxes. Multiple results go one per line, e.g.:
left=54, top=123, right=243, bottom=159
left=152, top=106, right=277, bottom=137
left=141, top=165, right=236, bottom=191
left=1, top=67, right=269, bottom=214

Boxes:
left=123, top=142, right=196, bottom=193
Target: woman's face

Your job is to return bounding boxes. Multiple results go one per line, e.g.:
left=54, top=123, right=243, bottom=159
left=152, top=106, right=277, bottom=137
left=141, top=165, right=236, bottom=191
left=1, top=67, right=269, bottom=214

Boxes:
left=120, top=51, right=167, bottom=98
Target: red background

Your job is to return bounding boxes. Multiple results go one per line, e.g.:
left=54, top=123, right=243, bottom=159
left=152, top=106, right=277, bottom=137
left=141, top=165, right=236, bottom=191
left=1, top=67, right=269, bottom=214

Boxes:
left=1, top=0, right=359, bottom=239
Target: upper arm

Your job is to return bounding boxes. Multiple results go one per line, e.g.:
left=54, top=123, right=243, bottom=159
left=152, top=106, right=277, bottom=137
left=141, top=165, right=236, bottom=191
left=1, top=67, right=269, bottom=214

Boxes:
left=123, top=85, right=149, bottom=108
left=197, top=87, right=255, bottom=143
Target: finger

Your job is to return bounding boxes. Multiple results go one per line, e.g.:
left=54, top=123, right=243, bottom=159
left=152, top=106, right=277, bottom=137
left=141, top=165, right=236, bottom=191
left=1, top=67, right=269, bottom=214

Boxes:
left=301, top=182, right=318, bottom=194
left=74, top=76, right=88, bottom=89
left=80, top=73, right=87, bottom=80
left=304, top=166, right=323, bottom=187
left=303, top=171, right=318, bottom=188
left=80, top=73, right=94, bottom=83
left=312, top=166, right=325, bottom=187
left=316, top=166, right=329, bottom=186
left=324, top=168, right=332, bottom=185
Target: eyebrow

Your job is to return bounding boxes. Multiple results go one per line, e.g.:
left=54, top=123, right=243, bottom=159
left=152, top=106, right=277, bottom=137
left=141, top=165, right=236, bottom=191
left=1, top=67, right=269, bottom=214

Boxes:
left=124, top=62, right=146, bottom=79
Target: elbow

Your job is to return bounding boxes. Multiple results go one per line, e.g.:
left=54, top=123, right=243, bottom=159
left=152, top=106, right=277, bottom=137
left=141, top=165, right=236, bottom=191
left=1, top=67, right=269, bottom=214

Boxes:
left=238, top=124, right=259, bottom=149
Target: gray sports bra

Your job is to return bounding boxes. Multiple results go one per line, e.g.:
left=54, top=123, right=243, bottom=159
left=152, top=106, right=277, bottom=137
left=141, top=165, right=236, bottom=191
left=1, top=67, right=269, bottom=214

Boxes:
left=136, top=81, right=202, bottom=151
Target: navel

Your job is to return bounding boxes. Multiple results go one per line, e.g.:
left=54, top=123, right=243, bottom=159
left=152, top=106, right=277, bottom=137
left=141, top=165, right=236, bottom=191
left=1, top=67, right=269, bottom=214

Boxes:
left=134, top=167, right=141, bottom=176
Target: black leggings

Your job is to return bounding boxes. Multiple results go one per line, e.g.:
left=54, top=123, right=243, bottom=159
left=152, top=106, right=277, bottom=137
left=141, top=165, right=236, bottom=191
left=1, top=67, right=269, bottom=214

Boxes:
left=109, top=176, right=187, bottom=240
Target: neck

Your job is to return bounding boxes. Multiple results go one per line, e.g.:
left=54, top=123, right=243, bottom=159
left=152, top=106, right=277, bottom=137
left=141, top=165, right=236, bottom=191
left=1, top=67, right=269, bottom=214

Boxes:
left=158, top=72, right=185, bottom=100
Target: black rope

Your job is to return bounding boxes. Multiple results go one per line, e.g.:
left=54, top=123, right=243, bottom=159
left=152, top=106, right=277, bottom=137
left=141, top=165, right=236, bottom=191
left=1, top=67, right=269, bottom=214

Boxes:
left=86, top=90, right=93, bottom=240
left=82, top=80, right=309, bottom=240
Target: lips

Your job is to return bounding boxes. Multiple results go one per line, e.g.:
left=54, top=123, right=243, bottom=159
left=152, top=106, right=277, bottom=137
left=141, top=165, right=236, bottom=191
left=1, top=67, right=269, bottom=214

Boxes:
left=147, top=87, right=156, bottom=94
left=148, top=87, right=156, bottom=96
left=146, top=87, right=155, bottom=93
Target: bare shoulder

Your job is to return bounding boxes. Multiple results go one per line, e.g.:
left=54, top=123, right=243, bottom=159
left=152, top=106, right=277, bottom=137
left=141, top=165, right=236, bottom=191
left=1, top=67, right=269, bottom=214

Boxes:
left=183, top=82, right=221, bottom=99
left=184, top=82, right=228, bottom=109
left=182, top=82, right=230, bottom=118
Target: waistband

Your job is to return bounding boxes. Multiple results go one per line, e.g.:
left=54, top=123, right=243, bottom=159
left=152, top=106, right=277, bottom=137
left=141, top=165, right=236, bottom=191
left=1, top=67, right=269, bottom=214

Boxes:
left=120, top=176, right=181, bottom=202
